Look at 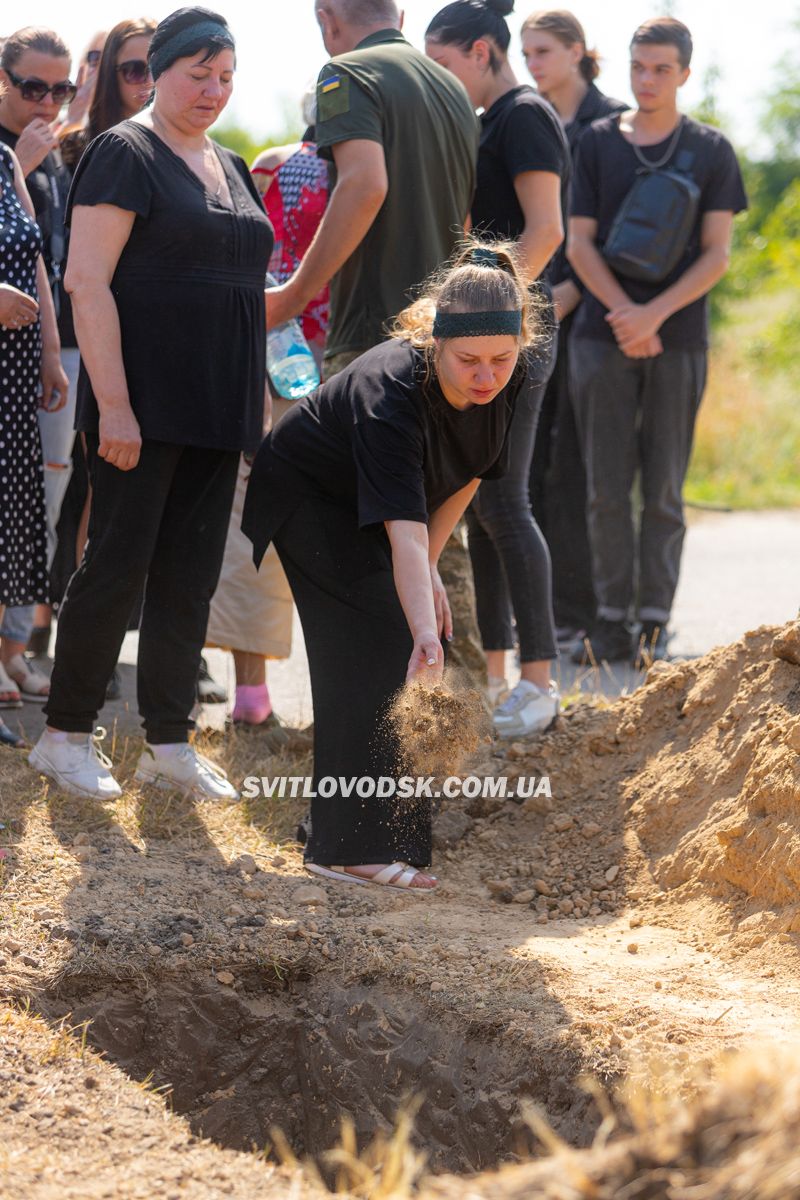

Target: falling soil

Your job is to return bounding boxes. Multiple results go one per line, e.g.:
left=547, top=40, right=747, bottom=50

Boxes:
left=388, top=669, right=490, bottom=777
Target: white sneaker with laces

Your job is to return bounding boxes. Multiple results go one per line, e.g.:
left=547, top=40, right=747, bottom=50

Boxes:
left=492, top=680, right=559, bottom=739
left=29, top=728, right=122, bottom=799
left=134, top=743, right=239, bottom=802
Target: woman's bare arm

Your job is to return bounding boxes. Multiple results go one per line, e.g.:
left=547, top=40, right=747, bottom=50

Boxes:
left=65, top=203, right=140, bottom=470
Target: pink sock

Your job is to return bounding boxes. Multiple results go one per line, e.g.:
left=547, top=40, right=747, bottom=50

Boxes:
left=233, top=683, right=272, bottom=724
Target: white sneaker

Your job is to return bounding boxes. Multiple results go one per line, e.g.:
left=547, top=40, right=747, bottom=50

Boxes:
left=29, top=728, right=122, bottom=799
left=487, top=675, right=509, bottom=706
left=134, top=744, right=239, bottom=802
left=492, top=680, right=559, bottom=739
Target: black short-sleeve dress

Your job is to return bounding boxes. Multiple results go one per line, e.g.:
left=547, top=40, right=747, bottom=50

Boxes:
left=243, top=338, right=521, bottom=565
left=66, top=121, right=273, bottom=452
left=241, top=339, right=522, bottom=870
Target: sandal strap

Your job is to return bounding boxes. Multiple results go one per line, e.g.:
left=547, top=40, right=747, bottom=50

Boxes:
left=6, top=654, right=49, bottom=695
left=372, top=862, right=415, bottom=886
left=0, top=662, right=21, bottom=693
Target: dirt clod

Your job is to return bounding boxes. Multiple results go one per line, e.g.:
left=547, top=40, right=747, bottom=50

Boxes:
left=773, top=621, right=800, bottom=665
left=293, top=885, right=327, bottom=907
left=432, top=810, right=473, bottom=849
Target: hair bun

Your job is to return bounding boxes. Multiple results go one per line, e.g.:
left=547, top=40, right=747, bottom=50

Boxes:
left=485, top=0, right=515, bottom=14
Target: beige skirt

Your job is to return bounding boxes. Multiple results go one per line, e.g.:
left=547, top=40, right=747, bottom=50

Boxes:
left=206, top=399, right=294, bottom=659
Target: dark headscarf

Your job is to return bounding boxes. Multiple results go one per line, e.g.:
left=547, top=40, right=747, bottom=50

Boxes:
left=148, top=6, right=235, bottom=83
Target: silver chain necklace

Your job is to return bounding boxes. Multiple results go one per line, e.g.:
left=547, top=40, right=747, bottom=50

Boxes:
left=630, top=114, right=685, bottom=170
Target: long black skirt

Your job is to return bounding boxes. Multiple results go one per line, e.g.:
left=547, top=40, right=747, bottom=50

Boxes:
left=273, top=494, right=431, bottom=867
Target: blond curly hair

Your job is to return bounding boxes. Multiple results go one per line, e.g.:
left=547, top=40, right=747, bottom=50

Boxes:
left=389, top=237, right=546, bottom=355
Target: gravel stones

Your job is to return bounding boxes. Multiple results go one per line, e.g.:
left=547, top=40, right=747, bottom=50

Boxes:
left=432, top=810, right=473, bottom=850
left=292, top=884, right=328, bottom=907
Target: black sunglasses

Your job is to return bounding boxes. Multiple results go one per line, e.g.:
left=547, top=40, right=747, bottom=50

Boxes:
left=116, top=59, right=152, bottom=85
left=86, top=49, right=102, bottom=67
left=5, top=68, right=77, bottom=105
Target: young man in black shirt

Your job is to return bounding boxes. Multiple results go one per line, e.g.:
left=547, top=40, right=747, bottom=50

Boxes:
left=568, top=18, right=747, bottom=664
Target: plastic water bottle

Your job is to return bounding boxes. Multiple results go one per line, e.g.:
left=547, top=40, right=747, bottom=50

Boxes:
left=266, top=273, right=320, bottom=400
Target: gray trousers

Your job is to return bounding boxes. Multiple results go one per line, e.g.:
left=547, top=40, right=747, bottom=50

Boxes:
left=570, top=339, right=707, bottom=625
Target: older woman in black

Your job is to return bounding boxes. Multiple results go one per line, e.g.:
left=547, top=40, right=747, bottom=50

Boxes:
left=243, top=243, right=541, bottom=892
left=29, top=7, right=273, bottom=800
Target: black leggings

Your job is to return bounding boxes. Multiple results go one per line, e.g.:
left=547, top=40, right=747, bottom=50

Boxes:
left=466, top=346, right=558, bottom=663
left=45, top=436, right=238, bottom=743
left=274, top=495, right=431, bottom=868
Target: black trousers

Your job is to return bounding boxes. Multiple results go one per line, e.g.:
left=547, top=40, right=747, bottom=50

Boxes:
left=530, top=314, right=596, bottom=631
left=466, top=343, right=558, bottom=663
left=45, top=436, right=239, bottom=743
left=570, top=339, right=707, bottom=624
left=273, top=495, right=431, bottom=867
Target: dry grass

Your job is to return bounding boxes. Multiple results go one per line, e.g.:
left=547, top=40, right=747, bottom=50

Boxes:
left=271, top=1100, right=426, bottom=1199
left=0, top=719, right=312, bottom=880
left=687, top=291, right=800, bottom=509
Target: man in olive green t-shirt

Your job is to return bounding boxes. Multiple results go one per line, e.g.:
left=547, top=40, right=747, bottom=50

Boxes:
left=267, top=0, right=479, bottom=376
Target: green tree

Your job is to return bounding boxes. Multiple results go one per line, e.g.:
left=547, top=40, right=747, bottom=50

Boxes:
left=761, top=19, right=800, bottom=158
left=691, top=64, right=722, bottom=128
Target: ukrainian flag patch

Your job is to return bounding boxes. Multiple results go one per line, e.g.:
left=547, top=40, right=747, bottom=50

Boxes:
left=317, top=71, right=350, bottom=121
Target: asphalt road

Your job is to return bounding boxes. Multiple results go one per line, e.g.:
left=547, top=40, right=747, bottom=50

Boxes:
left=6, top=508, right=799, bottom=745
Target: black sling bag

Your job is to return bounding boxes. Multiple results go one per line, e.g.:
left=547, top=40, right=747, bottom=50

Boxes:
left=603, top=117, right=701, bottom=285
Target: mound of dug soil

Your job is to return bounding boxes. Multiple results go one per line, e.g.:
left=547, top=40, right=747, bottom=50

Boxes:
left=630, top=626, right=800, bottom=925
left=448, top=622, right=800, bottom=939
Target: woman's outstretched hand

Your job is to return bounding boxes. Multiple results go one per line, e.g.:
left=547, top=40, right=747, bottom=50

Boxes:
left=406, top=631, right=444, bottom=684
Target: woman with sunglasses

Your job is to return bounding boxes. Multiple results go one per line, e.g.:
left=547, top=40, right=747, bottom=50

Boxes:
left=61, top=19, right=157, bottom=165
left=0, top=74, right=68, bottom=747
left=0, top=28, right=77, bottom=707
left=29, top=7, right=273, bottom=801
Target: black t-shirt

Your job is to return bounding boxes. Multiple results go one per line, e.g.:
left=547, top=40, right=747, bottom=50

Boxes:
left=550, top=84, right=626, bottom=287
left=67, top=122, right=273, bottom=452
left=243, top=338, right=521, bottom=566
left=570, top=114, right=748, bottom=349
left=0, top=121, right=76, bottom=348
left=471, top=85, right=569, bottom=279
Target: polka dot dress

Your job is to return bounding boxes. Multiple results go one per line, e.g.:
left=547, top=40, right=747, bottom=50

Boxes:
left=0, top=144, right=48, bottom=607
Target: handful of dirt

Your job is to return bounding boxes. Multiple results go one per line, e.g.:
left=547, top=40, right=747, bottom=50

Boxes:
left=388, top=671, right=489, bottom=778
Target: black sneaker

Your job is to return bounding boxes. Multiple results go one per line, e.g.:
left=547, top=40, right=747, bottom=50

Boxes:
left=197, top=656, right=228, bottom=705
left=636, top=622, right=670, bottom=667
left=105, top=665, right=122, bottom=702
left=571, top=618, right=635, bottom=665
left=555, top=625, right=587, bottom=650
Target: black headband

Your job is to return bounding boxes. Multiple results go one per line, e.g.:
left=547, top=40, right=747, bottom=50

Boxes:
left=432, top=309, right=523, bottom=338
left=150, top=18, right=233, bottom=82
